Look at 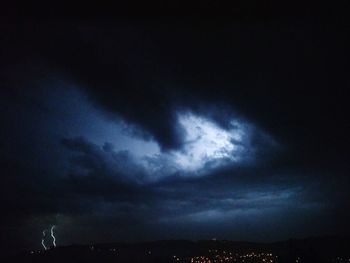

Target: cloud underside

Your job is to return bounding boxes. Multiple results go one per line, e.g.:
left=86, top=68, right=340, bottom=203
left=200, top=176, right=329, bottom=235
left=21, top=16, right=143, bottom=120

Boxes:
left=2, top=85, right=347, bottom=246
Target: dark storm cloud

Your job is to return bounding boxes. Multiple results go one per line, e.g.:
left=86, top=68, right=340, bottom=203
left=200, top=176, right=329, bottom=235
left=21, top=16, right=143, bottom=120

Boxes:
left=1, top=12, right=350, bottom=251
left=61, top=136, right=154, bottom=199
left=59, top=134, right=338, bottom=218
left=4, top=18, right=347, bottom=164
left=56, top=135, right=345, bottom=242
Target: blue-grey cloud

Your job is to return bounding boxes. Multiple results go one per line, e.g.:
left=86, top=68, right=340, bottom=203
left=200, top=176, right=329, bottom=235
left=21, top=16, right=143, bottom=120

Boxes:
left=1, top=17, right=350, bottom=252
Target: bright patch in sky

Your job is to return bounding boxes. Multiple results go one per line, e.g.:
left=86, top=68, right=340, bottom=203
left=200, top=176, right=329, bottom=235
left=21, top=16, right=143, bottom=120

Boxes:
left=171, top=113, right=245, bottom=171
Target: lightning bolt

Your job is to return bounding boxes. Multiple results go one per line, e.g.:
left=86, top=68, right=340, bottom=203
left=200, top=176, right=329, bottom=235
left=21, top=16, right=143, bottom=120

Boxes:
left=50, top=225, right=56, bottom=247
left=41, top=230, right=47, bottom=250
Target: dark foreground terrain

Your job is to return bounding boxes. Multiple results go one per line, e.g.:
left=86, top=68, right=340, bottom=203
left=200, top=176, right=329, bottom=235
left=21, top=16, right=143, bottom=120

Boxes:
left=5, top=236, right=350, bottom=263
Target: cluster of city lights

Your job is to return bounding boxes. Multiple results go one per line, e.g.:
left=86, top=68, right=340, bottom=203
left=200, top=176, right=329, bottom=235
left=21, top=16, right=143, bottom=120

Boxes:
left=332, top=257, right=350, bottom=263
left=27, top=245, right=350, bottom=263
left=173, top=250, right=278, bottom=263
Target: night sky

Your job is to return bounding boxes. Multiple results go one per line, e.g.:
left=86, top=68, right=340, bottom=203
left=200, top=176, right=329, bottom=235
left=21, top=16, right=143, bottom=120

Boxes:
left=1, top=3, right=350, bottom=252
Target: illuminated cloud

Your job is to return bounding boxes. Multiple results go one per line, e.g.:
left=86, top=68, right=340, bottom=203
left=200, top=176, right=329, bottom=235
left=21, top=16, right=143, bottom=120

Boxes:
left=136, top=110, right=273, bottom=179
left=43, top=86, right=274, bottom=181
left=100, top=110, right=266, bottom=180
left=171, top=112, right=247, bottom=172
left=58, top=88, right=273, bottom=181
